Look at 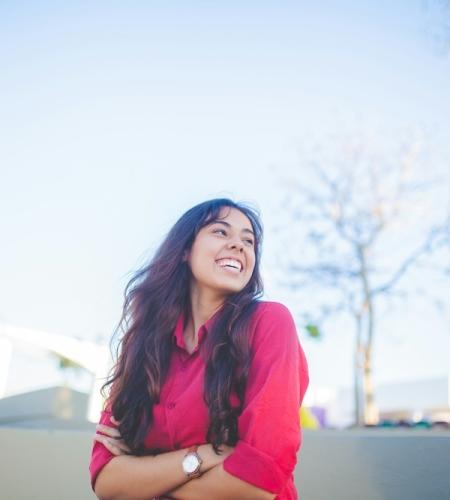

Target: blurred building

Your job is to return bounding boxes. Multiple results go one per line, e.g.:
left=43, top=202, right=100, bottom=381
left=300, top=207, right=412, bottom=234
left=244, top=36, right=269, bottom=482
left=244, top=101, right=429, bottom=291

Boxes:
left=0, top=386, right=94, bottom=430
left=305, top=375, right=450, bottom=428
left=0, top=323, right=111, bottom=422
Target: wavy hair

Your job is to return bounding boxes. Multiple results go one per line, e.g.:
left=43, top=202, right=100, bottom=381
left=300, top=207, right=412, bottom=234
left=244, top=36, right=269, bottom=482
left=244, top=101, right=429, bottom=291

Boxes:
left=101, top=198, right=264, bottom=455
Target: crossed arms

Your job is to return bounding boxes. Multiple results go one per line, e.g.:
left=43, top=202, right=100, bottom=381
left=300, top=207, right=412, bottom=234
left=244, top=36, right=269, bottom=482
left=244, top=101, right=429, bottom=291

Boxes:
left=93, top=440, right=275, bottom=500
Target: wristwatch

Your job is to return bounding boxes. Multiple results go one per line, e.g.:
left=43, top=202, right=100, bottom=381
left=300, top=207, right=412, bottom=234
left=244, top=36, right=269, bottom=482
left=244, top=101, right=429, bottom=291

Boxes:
left=182, top=445, right=203, bottom=478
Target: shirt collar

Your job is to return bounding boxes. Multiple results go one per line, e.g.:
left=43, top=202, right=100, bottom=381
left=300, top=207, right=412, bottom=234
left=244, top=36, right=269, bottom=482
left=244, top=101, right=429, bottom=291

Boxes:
left=173, top=306, right=223, bottom=352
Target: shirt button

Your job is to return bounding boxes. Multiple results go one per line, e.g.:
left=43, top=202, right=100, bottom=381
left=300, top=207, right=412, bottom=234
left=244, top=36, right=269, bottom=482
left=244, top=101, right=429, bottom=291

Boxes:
left=167, top=402, right=176, bottom=409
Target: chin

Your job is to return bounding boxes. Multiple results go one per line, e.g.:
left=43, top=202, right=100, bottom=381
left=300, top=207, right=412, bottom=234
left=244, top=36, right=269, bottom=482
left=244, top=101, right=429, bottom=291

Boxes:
left=220, top=282, right=247, bottom=295
left=209, top=275, right=249, bottom=295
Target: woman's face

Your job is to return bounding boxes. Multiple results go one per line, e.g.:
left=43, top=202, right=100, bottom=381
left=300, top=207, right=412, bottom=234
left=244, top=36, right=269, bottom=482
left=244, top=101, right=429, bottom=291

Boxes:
left=185, top=207, right=257, bottom=297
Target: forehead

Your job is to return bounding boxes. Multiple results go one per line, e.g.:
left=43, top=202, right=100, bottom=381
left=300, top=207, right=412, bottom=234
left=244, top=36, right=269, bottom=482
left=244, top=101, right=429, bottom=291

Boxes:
left=212, top=207, right=253, bottom=230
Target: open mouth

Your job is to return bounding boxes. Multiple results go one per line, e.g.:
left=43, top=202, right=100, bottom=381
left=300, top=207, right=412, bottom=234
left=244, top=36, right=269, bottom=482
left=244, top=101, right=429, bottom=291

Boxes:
left=215, top=258, right=243, bottom=273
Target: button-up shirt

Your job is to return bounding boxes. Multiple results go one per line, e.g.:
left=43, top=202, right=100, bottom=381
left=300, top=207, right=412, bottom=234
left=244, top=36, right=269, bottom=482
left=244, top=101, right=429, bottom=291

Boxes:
left=89, top=301, right=309, bottom=499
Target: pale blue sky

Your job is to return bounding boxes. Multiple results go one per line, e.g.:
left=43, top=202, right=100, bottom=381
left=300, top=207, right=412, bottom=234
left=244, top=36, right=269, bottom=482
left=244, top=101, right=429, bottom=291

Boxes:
left=1, top=1, right=449, bottom=396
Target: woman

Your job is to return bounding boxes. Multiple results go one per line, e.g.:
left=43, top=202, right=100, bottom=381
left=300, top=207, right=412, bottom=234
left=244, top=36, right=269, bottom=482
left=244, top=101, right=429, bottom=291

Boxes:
left=89, top=198, right=309, bottom=499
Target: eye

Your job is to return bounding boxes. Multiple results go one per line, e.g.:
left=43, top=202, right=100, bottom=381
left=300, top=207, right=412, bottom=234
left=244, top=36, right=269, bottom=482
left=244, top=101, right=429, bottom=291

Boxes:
left=213, top=228, right=227, bottom=236
left=245, top=239, right=255, bottom=246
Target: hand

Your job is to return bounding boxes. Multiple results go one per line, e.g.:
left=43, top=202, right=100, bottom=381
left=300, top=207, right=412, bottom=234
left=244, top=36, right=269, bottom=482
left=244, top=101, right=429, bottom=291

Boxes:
left=216, top=443, right=234, bottom=457
left=94, top=415, right=132, bottom=456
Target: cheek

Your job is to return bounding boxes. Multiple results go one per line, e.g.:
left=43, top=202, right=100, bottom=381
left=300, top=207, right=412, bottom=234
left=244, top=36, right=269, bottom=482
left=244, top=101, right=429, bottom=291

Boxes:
left=189, top=243, right=215, bottom=276
left=190, top=252, right=208, bottom=275
left=246, top=252, right=256, bottom=274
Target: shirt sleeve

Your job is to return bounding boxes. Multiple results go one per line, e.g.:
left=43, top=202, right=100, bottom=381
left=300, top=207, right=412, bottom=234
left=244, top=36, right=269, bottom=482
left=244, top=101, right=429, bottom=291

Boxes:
left=222, top=302, right=310, bottom=494
left=89, top=408, right=117, bottom=492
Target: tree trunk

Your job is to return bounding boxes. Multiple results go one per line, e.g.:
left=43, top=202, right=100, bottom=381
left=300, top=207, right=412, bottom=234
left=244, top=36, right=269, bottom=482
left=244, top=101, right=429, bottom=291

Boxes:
left=363, top=344, right=379, bottom=424
left=359, top=246, right=379, bottom=425
left=354, top=313, right=364, bottom=426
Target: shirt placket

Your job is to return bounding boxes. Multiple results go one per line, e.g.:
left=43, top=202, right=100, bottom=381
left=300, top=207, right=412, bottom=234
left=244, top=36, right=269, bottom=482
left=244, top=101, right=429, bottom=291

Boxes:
left=165, top=347, right=193, bottom=449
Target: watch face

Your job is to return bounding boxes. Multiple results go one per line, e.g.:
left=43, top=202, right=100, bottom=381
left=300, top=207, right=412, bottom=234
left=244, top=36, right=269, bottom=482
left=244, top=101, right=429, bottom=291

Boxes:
left=183, top=454, right=199, bottom=473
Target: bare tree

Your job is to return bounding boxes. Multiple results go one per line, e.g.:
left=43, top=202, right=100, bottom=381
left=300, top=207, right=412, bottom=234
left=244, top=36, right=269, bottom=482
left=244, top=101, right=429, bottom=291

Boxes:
left=423, top=0, right=450, bottom=55
left=272, top=134, right=449, bottom=426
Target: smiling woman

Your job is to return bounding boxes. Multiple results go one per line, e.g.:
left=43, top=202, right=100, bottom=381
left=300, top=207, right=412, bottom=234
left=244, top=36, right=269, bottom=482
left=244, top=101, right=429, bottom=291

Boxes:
left=184, top=208, right=256, bottom=299
left=89, top=198, right=309, bottom=500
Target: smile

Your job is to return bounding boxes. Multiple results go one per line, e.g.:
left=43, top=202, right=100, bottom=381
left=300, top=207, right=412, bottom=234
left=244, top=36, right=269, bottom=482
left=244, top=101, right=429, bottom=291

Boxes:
left=215, top=258, right=243, bottom=273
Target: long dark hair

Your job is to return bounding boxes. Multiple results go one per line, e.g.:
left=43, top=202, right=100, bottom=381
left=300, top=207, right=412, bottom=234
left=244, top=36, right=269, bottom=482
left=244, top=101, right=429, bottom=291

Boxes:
left=101, top=198, right=264, bottom=455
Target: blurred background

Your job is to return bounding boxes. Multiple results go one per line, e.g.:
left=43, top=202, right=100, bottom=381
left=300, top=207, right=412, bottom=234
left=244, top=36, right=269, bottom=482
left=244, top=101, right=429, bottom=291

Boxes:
left=1, top=0, right=450, bottom=436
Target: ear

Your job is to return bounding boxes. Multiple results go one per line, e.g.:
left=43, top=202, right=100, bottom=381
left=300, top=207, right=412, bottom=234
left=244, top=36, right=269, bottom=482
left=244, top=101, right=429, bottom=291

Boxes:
left=182, top=249, right=189, bottom=262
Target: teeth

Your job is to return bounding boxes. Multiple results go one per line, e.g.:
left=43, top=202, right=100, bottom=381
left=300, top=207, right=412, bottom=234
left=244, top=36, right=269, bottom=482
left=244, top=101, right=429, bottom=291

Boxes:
left=216, top=258, right=242, bottom=271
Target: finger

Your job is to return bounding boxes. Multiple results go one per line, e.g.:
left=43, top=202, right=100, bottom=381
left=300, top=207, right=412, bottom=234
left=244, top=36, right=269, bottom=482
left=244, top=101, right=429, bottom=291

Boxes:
left=116, top=439, right=132, bottom=453
left=96, top=424, right=121, bottom=438
left=94, top=434, right=117, bottom=454
left=94, top=434, right=123, bottom=456
left=110, top=415, right=121, bottom=425
left=94, top=433, right=131, bottom=455
left=111, top=439, right=131, bottom=455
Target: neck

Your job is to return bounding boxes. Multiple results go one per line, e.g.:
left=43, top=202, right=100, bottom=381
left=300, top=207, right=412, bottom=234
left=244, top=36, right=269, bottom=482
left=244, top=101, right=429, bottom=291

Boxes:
left=186, top=283, right=226, bottom=343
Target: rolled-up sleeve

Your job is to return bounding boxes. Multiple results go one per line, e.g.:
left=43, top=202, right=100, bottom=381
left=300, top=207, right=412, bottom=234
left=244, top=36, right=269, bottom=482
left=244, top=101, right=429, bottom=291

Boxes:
left=89, top=408, right=117, bottom=492
left=223, top=302, right=309, bottom=494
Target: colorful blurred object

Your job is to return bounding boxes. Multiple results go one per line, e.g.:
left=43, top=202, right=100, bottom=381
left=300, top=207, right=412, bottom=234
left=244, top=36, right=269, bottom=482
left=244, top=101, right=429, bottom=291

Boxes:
left=300, top=406, right=320, bottom=429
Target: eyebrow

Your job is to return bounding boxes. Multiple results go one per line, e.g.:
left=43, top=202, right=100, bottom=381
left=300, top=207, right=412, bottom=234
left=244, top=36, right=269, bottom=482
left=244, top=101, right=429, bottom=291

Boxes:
left=209, top=219, right=255, bottom=237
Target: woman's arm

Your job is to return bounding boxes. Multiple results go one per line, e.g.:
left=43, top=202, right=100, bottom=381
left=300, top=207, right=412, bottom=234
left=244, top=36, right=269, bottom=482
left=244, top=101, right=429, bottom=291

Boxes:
left=164, top=463, right=276, bottom=500
left=94, top=442, right=230, bottom=500
left=191, top=302, right=309, bottom=497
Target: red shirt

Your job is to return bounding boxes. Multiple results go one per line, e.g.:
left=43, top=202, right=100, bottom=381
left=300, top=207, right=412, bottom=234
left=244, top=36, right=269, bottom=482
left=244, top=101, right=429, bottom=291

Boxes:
left=89, top=301, right=309, bottom=499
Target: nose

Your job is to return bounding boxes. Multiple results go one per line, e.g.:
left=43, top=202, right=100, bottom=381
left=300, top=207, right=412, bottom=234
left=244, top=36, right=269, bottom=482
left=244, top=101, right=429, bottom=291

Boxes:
left=227, top=238, right=244, bottom=251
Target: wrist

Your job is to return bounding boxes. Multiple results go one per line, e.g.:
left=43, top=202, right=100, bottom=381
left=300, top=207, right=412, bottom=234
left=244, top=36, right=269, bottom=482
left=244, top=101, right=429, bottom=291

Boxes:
left=197, top=443, right=229, bottom=473
left=182, top=445, right=203, bottom=479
